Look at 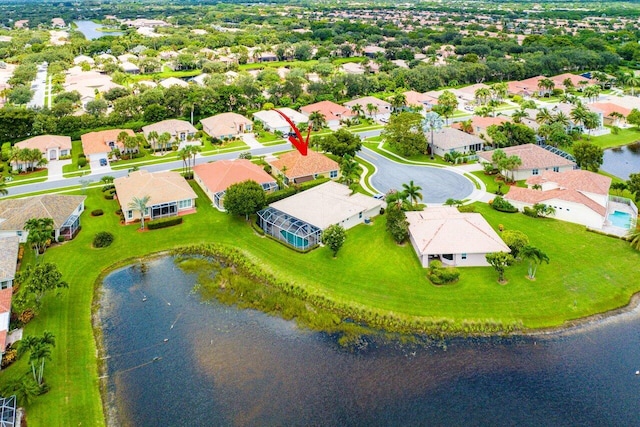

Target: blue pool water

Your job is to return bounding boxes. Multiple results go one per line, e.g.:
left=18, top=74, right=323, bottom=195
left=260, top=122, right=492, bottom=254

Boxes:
left=608, top=210, right=632, bottom=229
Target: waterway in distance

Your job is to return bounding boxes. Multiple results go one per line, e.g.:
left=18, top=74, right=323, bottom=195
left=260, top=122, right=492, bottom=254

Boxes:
left=98, top=256, right=640, bottom=426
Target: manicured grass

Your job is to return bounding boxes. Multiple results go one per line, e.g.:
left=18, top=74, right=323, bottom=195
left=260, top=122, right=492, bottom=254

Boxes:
left=62, top=140, right=90, bottom=177
left=587, top=127, right=640, bottom=150
left=2, top=181, right=639, bottom=426
left=3, top=168, right=48, bottom=184
left=470, top=171, right=511, bottom=195
left=255, top=132, right=281, bottom=143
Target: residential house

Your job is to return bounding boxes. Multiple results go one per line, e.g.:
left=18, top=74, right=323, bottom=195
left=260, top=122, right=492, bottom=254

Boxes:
left=505, top=170, right=615, bottom=229
left=403, top=90, right=438, bottom=112
left=478, top=144, right=576, bottom=181
left=406, top=207, right=510, bottom=267
left=15, top=135, right=71, bottom=162
left=0, top=236, right=19, bottom=368
left=451, top=83, right=491, bottom=106
left=252, top=108, right=308, bottom=134
left=340, top=62, right=366, bottom=75
left=257, top=181, right=383, bottom=250
left=550, top=73, right=594, bottom=91
left=142, top=119, right=198, bottom=148
left=268, top=150, right=340, bottom=184
left=429, top=128, right=484, bottom=157
left=200, top=113, right=253, bottom=140
left=114, top=170, right=197, bottom=224
left=300, top=100, right=354, bottom=130
left=159, top=77, right=188, bottom=89
left=194, top=160, right=278, bottom=211
left=0, top=194, right=86, bottom=242
left=344, top=96, right=392, bottom=122
left=73, top=55, right=94, bottom=66
left=121, top=62, right=140, bottom=74
left=81, top=129, right=134, bottom=164
left=453, top=116, right=507, bottom=142
left=589, top=102, right=631, bottom=127
left=363, top=45, right=385, bottom=58
left=551, top=103, right=607, bottom=135
left=507, top=75, right=546, bottom=97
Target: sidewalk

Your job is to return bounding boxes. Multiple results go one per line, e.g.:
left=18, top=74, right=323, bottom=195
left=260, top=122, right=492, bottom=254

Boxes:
left=240, top=133, right=264, bottom=149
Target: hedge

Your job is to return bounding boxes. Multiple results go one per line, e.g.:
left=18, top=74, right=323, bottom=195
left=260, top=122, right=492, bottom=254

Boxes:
left=91, top=209, right=104, bottom=216
left=93, top=231, right=114, bottom=248
left=266, top=177, right=330, bottom=204
left=147, top=217, right=183, bottom=230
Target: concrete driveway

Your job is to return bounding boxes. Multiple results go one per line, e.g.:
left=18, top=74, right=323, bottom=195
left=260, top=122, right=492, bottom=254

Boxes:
left=357, top=147, right=475, bottom=203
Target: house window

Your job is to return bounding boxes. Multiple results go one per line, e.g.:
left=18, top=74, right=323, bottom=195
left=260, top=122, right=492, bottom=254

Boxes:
left=462, top=253, right=467, bottom=260
left=16, top=231, right=22, bottom=237
left=314, top=174, right=319, bottom=179
left=553, top=167, right=559, bottom=172
left=532, top=169, right=539, bottom=175
left=442, top=254, right=454, bottom=261
left=1, top=280, right=10, bottom=289
left=359, top=212, right=363, bottom=219
left=330, top=170, right=338, bottom=178
left=178, top=199, right=192, bottom=209
left=127, top=210, right=133, bottom=219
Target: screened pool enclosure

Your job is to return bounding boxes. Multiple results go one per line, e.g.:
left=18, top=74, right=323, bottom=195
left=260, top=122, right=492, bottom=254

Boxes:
left=257, top=207, right=321, bottom=250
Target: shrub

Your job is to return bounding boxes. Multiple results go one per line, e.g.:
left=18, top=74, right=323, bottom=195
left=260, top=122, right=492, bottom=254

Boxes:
left=263, top=164, right=272, bottom=174
left=57, top=235, right=65, bottom=243
left=104, top=194, right=114, bottom=200
left=115, top=209, right=122, bottom=215
left=427, top=260, right=460, bottom=285
left=77, top=157, right=88, bottom=168
left=91, top=209, right=104, bottom=216
left=0, top=346, right=17, bottom=368
left=238, top=151, right=252, bottom=159
left=490, top=196, right=518, bottom=213
left=147, top=217, right=183, bottom=230
left=458, top=204, right=476, bottom=213
left=101, top=184, right=115, bottom=192
left=379, top=207, right=385, bottom=215
left=93, top=231, right=114, bottom=248
left=18, top=309, right=35, bottom=324
left=265, top=178, right=329, bottom=204
left=523, top=206, right=538, bottom=218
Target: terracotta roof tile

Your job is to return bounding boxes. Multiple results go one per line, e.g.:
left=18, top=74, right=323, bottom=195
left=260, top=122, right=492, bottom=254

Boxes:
left=193, top=160, right=276, bottom=193
left=16, top=135, right=71, bottom=152
left=268, top=150, right=339, bottom=180
left=81, top=129, right=134, bottom=156
left=526, top=170, right=611, bottom=195
left=300, top=100, right=354, bottom=122
left=478, top=144, right=575, bottom=170
left=114, top=170, right=197, bottom=210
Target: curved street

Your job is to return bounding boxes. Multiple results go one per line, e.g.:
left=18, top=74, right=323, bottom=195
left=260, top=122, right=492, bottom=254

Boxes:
left=358, top=147, right=476, bottom=203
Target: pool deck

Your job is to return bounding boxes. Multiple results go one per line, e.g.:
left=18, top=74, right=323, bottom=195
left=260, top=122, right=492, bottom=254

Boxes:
left=602, top=200, right=637, bottom=237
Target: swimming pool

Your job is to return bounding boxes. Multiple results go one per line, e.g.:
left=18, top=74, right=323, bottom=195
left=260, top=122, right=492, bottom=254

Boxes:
left=608, top=210, right=632, bottom=229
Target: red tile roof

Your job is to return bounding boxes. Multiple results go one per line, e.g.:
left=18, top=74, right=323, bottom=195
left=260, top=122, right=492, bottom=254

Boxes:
left=81, top=129, right=133, bottom=155
left=193, top=160, right=275, bottom=193
left=506, top=186, right=607, bottom=216
left=478, top=144, right=575, bottom=170
left=589, top=102, right=631, bottom=118
left=526, top=170, right=611, bottom=196
left=269, top=150, right=339, bottom=179
left=300, top=100, right=354, bottom=122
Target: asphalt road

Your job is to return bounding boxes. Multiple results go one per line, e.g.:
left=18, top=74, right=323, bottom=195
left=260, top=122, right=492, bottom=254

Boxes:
left=358, top=147, right=474, bottom=203
left=27, top=62, right=47, bottom=109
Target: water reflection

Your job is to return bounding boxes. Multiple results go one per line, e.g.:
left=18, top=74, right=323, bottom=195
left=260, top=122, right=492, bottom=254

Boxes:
left=99, top=257, right=640, bottom=426
left=602, top=142, right=640, bottom=180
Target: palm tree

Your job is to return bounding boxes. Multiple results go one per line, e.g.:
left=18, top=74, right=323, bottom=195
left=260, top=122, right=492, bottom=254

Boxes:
left=123, top=135, right=138, bottom=155
left=628, top=227, right=640, bottom=251
left=147, top=130, right=159, bottom=152
left=537, top=78, right=555, bottom=97
left=401, top=180, right=423, bottom=207
left=187, top=144, right=201, bottom=175
left=129, top=195, right=151, bottom=230
left=422, top=111, right=444, bottom=159
left=582, top=111, right=601, bottom=139
left=158, top=132, right=171, bottom=155
left=390, top=92, right=407, bottom=112
left=18, top=331, right=56, bottom=386
left=117, top=131, right=130, bottom=152
left=366, top=103, right=377, bottom=118
left=307, top=111, right=326, bottom=130
left=536, top=108, right=553, bottom=125
left=562, top=78, right=574, bottom=91
left=553, top=112, right=570, bottom=128
left=609, top=111, right=625, bottom=126
left=570, top=104, right=589, bottom=133
left=350, top=103, right=364, bottom=119
left=491, top=82, right=508, bottom=101
left=583, top=85, right=601, bottom=103
left=511, top=109, right=528, bottom=124
left=520, top=245, right=550, bottom=280
left=338, top=155, right=359, bottom=187
left=475, top=87, right=492, bottom=105
left=177, top=147, right=190, bottom=175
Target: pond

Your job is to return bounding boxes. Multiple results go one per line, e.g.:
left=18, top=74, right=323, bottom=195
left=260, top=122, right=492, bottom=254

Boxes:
left=601, top=142, right=640, bottom=180
left=74, top=20, right=123, bottom=40
left=99, top=256, right=640, bottom=426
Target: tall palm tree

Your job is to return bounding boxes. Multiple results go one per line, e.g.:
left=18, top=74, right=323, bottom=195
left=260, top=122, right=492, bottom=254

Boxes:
left=129, top=195, right=151, bottom=230
left=475, top=87, right=492, bottom=105
left=307, top=111, right=326, bottom=130
left=338, top=155, right=359, bottom=187
left=147, top=130, right=159, bottom=152
left=520, top=245, right=549, bottom=280
left=491, top=82, right=508, bottom=101
left=422, top=111, right=443, bottom=159
left=570, top=104, right=589, bottom=132
left=158, top=132, right=171, bottom=155
left=582, top=111, right=601, bottom=139
left=0, top=176, right=7, bottom=196
left=366, top=103, right=377, bottom=118
left=177, top=147, right=190, bottom=175
left=402, top=180, right=423, bottom=207
left=553, top=111, right=570, bottom=128
left=117, top=131, right=130, bottom=152
left=536, top=108, right=553, bottom=125
left=350, top=103, right=364, bottom=118
left=390, top=92, right=407, bottom=112
left=511, top=108, right=528, bottom=124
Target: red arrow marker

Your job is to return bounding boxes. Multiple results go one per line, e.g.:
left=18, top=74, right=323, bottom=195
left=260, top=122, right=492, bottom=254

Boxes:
left=274, top=109, right=312, bottom=156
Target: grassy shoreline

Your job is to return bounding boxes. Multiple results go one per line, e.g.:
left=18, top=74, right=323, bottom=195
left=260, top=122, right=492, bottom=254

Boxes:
left=1, top=176, right=639, bottom=426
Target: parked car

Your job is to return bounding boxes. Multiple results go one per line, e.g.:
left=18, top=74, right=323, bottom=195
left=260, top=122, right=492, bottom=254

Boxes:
left=99, top=158, right=108, bottom=166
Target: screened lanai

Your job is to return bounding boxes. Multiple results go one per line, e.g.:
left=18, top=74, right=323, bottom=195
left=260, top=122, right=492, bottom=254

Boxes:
left=257, top=207, right=321, bottom=250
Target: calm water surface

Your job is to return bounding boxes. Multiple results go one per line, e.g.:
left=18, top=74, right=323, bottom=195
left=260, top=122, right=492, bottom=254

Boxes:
left=99, top=257, right=640, bottom=427
left=601, top=142, right=640, bottom=180
left=74, top=21, right=123, bottom=40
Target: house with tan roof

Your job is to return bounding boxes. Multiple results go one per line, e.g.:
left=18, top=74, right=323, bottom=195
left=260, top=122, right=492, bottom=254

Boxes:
left=252, top=108, right=308, bottom=134
left=300, top=101, right=354, bottom=130
left=507, top=75, right=546, bottom=97
left=550, top=73, right=593, bottom=90
left=344, top=96, right=392, bottom=122
left=406, top=207, right=510, bottom=267
left=200, top=113, right=253, bottom=140
left=257, top=181, right=383, bottom=250
left=0, top=236, right=19, bottom=367
left=15, top=135, right=71, bottom=162
left=478, top=144, right=576, bottom=181
left=403, top=90, right=438, bottom=112
left=114, top=170, right=197, bottom=224
left=268, top=150, right=340, bottom=184
left=0, top=194, right=86, bottom=242
left=142, top=119, right=198, bottom=149
left=159, top=77, right=188, bottom=88
left=81, top=129, right=134, bottom=164
left=505, top=170, right=616, bottom=229
left=453, top=116, right=507, bottom=142
left=589, top=102, right=631, bottom=126
left=340, top=62, right=366, bottom=75
left=194, top=160, right=278, bottom=211
left=429, top=127, right=484, bottom=157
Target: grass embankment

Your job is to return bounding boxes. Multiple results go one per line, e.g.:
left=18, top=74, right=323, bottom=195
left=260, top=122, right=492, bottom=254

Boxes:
left=1, top=181, right=639, bottom=426
left=587, top=127, right=640, bottom=150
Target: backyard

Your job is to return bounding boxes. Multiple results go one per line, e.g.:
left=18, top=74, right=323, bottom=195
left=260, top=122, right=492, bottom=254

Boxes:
left=1, top=180, right=639, bottom=426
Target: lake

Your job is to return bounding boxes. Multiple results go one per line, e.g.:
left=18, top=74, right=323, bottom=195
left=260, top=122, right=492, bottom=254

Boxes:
left=74, top=20, right=123, bottom=40
left=601, top=142, right=640, bottom=180
left=99, top=256, right=640, bottom=426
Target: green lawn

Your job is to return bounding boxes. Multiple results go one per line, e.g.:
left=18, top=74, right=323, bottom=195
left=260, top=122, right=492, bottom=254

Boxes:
left=470, top=171, right=511, bottom=196
left=587, top=127, right=640, bottom=150
left=4, top=168, right=48, bottom=185
left=62, top=140, right=90, bottom=177
left=2, top=181, right=639, bottom=426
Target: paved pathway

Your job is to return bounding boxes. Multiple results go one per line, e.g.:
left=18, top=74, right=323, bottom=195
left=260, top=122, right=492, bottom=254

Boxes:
left=46, top=159, right=72, bottom=181
left=240, top=133, right=264, bottom=149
